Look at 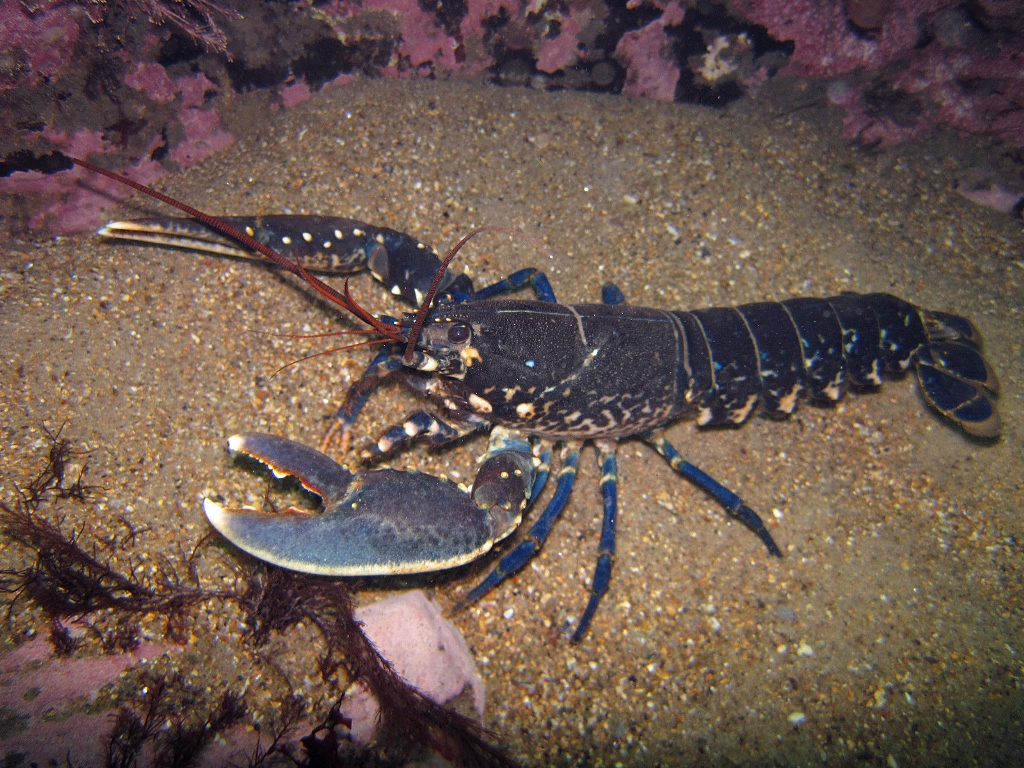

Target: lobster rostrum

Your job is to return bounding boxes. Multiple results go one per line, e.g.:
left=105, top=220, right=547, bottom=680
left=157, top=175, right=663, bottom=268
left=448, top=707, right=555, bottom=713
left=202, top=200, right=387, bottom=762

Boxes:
left=74, top=158, right=1001, bottom=643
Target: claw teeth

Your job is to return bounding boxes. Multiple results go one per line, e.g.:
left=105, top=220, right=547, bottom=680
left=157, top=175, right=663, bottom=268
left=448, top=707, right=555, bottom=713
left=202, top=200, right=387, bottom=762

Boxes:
left=226, top=435, right=290, bottom=478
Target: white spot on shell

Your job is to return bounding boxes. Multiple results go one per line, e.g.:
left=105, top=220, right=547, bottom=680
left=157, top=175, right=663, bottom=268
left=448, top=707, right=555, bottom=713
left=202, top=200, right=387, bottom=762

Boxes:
left=728, top=394, right=758, bottom=424
left=469, top=393, right=492, bottom=413
left=777, top=385, right=802, bottom=414
left=516, top=402, right=536, bottom=419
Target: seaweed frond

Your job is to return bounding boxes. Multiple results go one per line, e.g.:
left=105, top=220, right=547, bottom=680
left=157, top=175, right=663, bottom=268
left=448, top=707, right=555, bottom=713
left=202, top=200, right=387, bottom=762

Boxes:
left=105, top=673, right=247, bottom=768
left=243, top=693, right=308, bottom=768
left=106, top=675, right=168, bottom=768
left=161, top=689, right=248, bottom=768
left=0, top=497, right=212, bottom=635
left=23, top=424, right=98, bottom=509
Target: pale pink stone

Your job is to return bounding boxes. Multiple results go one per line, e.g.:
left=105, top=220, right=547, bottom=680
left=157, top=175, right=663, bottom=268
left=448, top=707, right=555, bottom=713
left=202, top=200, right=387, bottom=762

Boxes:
left=341, top=591, right=485, bottom=744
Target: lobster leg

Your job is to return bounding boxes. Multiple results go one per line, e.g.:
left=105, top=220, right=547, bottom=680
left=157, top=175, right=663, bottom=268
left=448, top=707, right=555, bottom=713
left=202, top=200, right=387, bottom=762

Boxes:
left=203, top=428, right=538, bottom=575
left=455, top=443, right=581, bottom=610
left=473, top=267, right=557, bottom=302
left=568, top=286, right=628, bottom=640
left=364, top=409, right=490, bottom=458
left=646, top=435, right=783, bottom=558
left=321, top=345, right=451, bottom=453
left=571, top=441, right=619, bottom=643
left=601, top=283, right=627, bottom=305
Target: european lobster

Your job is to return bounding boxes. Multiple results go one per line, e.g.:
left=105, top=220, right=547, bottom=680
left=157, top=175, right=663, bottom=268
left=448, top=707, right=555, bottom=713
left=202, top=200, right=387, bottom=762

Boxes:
left=74, top=158, right=1001, bottom=643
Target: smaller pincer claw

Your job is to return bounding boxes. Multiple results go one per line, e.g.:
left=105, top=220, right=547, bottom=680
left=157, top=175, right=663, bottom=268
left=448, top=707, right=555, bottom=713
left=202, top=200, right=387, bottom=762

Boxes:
left=204, top=433, right=533, bottom=576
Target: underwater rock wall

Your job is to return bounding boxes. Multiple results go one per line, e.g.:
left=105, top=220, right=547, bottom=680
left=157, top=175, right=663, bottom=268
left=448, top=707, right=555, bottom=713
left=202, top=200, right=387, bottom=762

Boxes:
left=1, top=0, right=1022, bottom=235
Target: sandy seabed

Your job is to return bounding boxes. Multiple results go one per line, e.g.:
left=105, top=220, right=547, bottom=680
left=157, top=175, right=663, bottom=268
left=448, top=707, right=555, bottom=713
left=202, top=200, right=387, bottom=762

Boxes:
left=2, top=77, right=1022, bottom=766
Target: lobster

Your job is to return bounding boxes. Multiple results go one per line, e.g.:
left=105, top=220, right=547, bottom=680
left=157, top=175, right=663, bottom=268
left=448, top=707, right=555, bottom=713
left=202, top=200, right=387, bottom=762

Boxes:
left=74, top=157, right=1002, bottom=643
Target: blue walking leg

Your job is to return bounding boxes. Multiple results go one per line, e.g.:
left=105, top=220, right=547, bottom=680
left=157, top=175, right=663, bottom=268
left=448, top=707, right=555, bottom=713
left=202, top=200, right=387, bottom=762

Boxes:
left=601, top=283, right=626, bottom=305
left=473, top=268, right=556, bottom=302
left=321, top=346, right=406, bottom=451
left=571, top=441, right=619, bottom=643
left=455, top=442, right=581, bottom=609
left=646, top=435, right=782, bottom=557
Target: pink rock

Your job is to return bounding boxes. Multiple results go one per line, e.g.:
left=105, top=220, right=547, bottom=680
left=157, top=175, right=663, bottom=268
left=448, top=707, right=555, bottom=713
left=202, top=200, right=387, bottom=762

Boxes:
left=280, top=80, right=313, bottom=109
left=732, top=0, right=1024, bottom=147
left=615, top=1, right=685, bottom=102
left=535, top=10, right=585, bottom=74
left=459, top=0, right=522, bottom=74
left=955, top=167, right=1024, bottom=215
left=0, top=635, right=182, bottom=766
left=734, top=0, right=952, bottom=79
left=358, top=0, right=461, bottom=73
left=341, top=591, right=485, bottom=745
left=0, top=0, right=81, bottom=91
left=840, top=105, right=926, bottom=147
left=0, top=129, right=162, bottom=233
left=125, top=62, right=177, bottom=103
left=175, top=72, right=220, bottom=109
left=125, top=64, right=217, bottom=108
left=167, top=107, right=235, bottom=169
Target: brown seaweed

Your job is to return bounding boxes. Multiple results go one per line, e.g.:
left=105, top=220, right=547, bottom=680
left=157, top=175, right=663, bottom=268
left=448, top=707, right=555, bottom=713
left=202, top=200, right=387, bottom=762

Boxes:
left=0, top=495, right=214, bottom=644
left=104, top=673, right=247, bottom=768
left=23, top=424, right=98, bottom=507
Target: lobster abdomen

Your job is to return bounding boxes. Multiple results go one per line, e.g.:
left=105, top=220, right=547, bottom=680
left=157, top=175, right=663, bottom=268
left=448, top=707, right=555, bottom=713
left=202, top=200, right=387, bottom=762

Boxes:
left=679, top=292, right=1000, bottom=436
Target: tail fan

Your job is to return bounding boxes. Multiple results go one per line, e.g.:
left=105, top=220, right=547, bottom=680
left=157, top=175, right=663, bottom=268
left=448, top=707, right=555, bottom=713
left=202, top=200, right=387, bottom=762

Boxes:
left=916, top=341, right=1000, bottom=437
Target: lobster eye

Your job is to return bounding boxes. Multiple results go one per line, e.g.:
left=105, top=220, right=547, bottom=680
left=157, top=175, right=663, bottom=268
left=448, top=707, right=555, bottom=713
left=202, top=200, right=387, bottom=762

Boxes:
left=447, top=323, right=470, bottom=343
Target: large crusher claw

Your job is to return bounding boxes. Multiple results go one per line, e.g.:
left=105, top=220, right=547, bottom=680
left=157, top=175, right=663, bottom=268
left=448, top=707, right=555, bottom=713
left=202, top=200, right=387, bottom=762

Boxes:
left=204, top=431, right=537, bottom=576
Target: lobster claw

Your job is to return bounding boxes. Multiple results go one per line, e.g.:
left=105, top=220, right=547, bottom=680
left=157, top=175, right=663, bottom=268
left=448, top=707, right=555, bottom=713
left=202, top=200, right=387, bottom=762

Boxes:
left=204, top=432, right=534, bottom=576
left=99, top=215, right=474, bottom=304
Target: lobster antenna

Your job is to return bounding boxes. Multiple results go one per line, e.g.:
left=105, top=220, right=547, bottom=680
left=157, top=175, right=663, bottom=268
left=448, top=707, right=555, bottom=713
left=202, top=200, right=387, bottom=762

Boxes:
left=70, top=157, right=402, bottom=341
left=268, top=337, right=393, bottom=379
left=403, top=228, right=487, bottom=362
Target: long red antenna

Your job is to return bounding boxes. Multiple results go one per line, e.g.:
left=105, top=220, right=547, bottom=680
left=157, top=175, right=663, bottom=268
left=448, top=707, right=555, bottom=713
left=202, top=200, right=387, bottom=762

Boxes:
left=71, top=157, right=403, bottom=342
left=402, top=226, right=542, bottom=362
left=402, top=228, right=487, bottom=362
